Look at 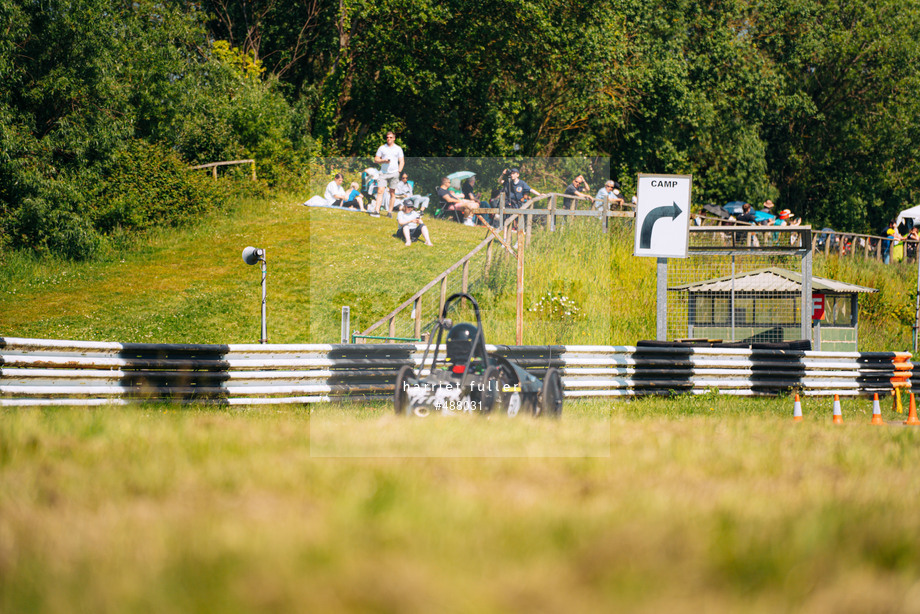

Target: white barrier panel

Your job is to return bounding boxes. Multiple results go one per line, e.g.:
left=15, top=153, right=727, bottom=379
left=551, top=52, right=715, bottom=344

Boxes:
left=0, top=338, right=911, bottom=406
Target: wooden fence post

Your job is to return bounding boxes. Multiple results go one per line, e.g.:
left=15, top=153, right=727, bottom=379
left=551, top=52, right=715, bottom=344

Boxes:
left=439, top=277, right=448, bottom=317
left=549, top=194, right=556, bottom=232
left=414, top=297, right=422, bottom=339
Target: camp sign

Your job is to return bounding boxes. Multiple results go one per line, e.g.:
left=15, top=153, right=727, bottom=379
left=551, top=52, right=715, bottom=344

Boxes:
left=634, top=174, right=692, bottom=259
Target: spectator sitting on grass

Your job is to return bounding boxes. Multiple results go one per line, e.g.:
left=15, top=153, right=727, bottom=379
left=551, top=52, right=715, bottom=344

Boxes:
left=394, top=172, right=413, bottom=211
left=347, top=182, right=366, bottom=211
left=324, top=173, right=361, bottom=209
left=396, top=201, right=433, bottom=246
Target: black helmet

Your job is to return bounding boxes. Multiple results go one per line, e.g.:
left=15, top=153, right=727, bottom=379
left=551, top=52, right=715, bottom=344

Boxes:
left=446, top=322, right=478, bottom=363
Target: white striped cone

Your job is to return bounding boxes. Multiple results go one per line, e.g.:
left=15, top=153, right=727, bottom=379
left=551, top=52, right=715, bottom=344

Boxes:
left=871, top=393, right=884, bottom=425
left=793, top=394, right=803, bottom=422
left=832, top=394, right=843, bottom=424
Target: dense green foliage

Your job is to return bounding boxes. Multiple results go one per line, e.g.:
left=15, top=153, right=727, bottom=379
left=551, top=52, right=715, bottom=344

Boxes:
left=2, top=0, right=920, bottom=258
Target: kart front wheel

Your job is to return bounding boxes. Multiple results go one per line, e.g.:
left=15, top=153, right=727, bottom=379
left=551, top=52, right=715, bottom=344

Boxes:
left=480, top=366, right=504, bottom=415
left=536, top=368, right=563, bottom=418
left=394, top=365, right=415, bottom=416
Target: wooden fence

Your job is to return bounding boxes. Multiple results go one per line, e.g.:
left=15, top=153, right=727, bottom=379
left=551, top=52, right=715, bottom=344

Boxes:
left=190, top=159, right=257, bottom=181
left=358, top=192, right=633, bottom=341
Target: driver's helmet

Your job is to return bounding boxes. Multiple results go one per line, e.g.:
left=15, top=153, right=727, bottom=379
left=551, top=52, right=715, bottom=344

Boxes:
left=446, top=322, right=478, bottom=366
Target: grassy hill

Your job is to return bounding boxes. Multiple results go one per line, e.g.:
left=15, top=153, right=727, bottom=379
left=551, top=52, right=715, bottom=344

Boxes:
left=0, top=190, right=917, bottom=350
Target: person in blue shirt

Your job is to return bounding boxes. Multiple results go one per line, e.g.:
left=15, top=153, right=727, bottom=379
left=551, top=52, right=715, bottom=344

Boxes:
left=504, top=168, right=540, bottom=208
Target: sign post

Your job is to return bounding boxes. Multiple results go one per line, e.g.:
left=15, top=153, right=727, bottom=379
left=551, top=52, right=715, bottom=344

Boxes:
left=634, top=174, right=692, bottom=340
left=634, top=174, right=692, bottom=259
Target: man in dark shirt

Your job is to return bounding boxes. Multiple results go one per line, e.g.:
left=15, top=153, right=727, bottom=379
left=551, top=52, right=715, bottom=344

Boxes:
left=736, top=203, right=757, bottom=224
left=461, top=176, right=479, bottom=203
left=563, top=175, right=591, bottom=209
left=505, top=168, right=540, bottom=208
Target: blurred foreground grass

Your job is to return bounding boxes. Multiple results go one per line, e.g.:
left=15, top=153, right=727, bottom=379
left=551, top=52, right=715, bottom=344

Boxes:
left=3, top=397, right=920, bottom=613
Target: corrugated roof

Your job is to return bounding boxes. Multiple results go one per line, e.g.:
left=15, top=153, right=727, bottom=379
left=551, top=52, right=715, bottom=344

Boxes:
left=669, top=267, right=877, bottom=294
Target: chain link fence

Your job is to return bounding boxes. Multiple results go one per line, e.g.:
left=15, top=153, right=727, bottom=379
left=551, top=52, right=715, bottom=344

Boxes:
left=664, top=227, right=812, bottom=344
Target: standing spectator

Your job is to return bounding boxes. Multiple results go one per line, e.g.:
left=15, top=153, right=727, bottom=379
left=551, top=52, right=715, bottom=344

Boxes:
left=396, top=201, right=433, bottom=246
left=883, top=220, right=901, bottom=264
left=736, top=203, right=757, bottom=224
left=907, top=227, right=919, bottom=260
left=563, top=175, right=592, bottom=209
left=504, top=168, right=540, bottom=208
left=323, top=173, right=361, bottom=209
left=437, top=176, right=479, bottom=225
left=594, top=180, right=624, bottom=211
left=373, top=131, right=404, bottom=217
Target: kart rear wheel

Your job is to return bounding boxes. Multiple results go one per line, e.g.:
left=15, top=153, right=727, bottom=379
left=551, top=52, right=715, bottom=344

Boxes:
left=394, top=365, right=415, bottom=416
left=480, top=366, right=503, bottom=414
left=536, top=368, right=563, bottom=418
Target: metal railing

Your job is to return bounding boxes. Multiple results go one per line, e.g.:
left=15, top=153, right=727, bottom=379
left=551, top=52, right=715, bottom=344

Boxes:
left=1, top=338, right=910, bottom=406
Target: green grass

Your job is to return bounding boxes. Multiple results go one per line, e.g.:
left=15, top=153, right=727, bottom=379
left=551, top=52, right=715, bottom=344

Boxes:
left=0, top=194, right=484, bottom=344
left=5, top=191, right=920, bottom=612
left=3, top=397, right=920, bottom=613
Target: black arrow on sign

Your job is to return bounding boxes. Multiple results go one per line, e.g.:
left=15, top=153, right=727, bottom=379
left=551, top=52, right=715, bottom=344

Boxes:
left=639, top=202, right=682, bottom=249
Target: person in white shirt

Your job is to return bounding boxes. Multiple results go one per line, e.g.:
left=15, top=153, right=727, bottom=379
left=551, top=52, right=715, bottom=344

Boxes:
left=373, top=131, right=404, bottom=217
left=594, top=180, right=625, bottom=211
left=396, top=201, right=433, bottom=246
left=393, top=172, right=413, bottom=211
left=323, top=173, right=360, bottom=208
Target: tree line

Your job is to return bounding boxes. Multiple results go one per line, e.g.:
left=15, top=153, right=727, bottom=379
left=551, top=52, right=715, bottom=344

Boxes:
left=2, top=0, right=919, bottom=258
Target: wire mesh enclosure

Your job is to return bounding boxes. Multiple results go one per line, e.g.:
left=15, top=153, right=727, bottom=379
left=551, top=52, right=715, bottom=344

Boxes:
left=664, top=226, right=813, bottom=344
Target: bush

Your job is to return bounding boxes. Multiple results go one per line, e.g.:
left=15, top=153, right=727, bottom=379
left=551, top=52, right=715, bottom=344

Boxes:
left=89, top=140, right=226, bottom=233
left=2, top=140, right=226, bottom=260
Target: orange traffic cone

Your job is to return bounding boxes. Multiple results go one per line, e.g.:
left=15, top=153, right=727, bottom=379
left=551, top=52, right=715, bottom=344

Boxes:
left=905, top=393, right=920, bottom=426
left=871, top=393, right=884, bottom=425
left=793, top=394, right=803, bottom=422
left=832, top=394, right=843, bottom=424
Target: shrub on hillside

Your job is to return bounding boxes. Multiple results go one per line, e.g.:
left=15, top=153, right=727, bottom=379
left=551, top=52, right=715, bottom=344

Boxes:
left=2, top=140, right=226, bottom=260
left=89, top=140, right=225, bottom=234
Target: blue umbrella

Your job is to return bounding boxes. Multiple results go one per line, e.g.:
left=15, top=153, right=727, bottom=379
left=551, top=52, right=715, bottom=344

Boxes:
left=446, top=171, right=476, bottom=190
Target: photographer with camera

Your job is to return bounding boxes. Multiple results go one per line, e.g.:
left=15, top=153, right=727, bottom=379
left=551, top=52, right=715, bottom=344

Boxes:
left=499, top=168, right=540, bottom=209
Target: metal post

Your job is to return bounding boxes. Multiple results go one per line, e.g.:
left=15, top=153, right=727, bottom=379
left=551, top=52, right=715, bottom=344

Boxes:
left=730, top=255, right=736, bottom=342
left=914, top=251, right=920, bottom=352
left=801, top=232, right=813, bottom=343
left=341, top=306, right=350, bottom=344
left=656, top=258, right=668, bottom=341
left=517, top=223, right=524, bottom=344
left=499, top=192, right=506, bottom=228
left=260, top=259, right=267, bottom=344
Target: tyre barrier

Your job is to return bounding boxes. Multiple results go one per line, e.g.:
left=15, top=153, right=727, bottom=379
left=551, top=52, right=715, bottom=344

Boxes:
left=0, top=337, right=912, bottom=407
